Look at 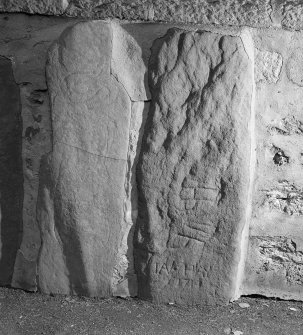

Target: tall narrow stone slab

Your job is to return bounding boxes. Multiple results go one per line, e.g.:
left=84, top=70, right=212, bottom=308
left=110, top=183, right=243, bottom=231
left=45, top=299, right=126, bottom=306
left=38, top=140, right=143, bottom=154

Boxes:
left=37, top=21, right=131, bottom=296
left=135, top=29, right=254, bottom=305
left=0, top=57, right=23, bottom=285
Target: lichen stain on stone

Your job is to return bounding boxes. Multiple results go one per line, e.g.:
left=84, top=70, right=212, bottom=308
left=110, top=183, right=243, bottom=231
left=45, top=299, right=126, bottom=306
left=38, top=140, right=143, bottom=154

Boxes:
left=256, top=237, right=303, bottom=285
left=264, top=181, right=303, bottom=216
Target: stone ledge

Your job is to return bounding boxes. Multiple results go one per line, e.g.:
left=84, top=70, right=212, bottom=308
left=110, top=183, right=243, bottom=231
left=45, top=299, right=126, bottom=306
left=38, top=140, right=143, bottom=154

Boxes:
left=1, top=0, right=303, bottom=30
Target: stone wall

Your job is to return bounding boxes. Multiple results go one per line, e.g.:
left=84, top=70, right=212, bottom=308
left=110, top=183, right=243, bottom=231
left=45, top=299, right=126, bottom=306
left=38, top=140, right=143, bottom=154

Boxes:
left=1, top=5, right=303, bottom=304
left=3, top=0, right=303, bottom=30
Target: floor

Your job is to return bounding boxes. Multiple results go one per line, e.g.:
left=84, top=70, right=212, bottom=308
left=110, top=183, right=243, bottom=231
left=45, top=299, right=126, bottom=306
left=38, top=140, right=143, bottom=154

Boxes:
left=0, top=287, right=302, bottom=335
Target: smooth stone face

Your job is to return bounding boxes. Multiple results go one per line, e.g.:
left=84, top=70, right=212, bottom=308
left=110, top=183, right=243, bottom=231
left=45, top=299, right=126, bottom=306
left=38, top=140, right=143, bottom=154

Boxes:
left=286, top=48, right=303, bottom=87
left=0, top=57, right=23, bottom=285
left=113, top=101, right=149, bottom=298
left=111, top=23, right=150, bottom=101
left=135, top=29, right=253, bottom=305
left=37, top=21, right=131, bottom=296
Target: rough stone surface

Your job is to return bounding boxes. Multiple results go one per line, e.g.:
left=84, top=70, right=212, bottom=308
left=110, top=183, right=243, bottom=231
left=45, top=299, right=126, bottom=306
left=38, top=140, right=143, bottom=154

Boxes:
left=281, top=1, right=303, bottom=30
left=3, top=14, right=303, bottom=304
left=37, top=21, right=131, bottom=296
left=0, top=0, right=68, bottom=15
left=0, top=0, right=273, bottom=28
left=264, top=181, right=303, bottom=216
left=0, top=56, right=23, bottom=285
left=243, top=29, right=303, bottom=301
left=245, top=236, right=303, bottom=300
left=135, top=29, right=254, bottom=305
left=255, top=49, right=283, bottom=84
left=5, top=0, right=303, bottom=30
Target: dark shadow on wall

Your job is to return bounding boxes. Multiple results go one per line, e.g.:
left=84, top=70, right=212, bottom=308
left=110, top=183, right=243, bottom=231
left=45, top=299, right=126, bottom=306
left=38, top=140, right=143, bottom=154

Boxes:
left=0, top=56, right=23, bottom=285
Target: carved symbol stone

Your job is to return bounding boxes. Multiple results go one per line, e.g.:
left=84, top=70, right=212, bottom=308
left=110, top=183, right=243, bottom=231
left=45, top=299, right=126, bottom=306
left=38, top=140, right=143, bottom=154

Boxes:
left=135, top=28, right=254, bottom=305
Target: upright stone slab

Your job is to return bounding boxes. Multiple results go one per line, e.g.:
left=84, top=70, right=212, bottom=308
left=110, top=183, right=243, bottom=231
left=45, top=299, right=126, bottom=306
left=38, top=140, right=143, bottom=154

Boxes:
left=135, top=29, right=254, bottom=305
left=37, top=22, right=131, bottom=296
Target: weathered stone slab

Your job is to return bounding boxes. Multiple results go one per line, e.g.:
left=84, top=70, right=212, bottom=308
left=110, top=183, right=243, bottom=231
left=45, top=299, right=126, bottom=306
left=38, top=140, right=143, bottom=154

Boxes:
left=0, top=56, right=23, bottom=285
left=37, top=21, right=131, bottom=296
left=135, top=29, right=254, bottom=305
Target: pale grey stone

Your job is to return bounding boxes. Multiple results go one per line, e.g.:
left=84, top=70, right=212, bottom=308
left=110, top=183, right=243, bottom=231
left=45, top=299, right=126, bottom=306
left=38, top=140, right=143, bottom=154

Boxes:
left=0, top=0, right=68, bottom=15
left=255, top=49, right=283, bottom=84
left=281, top=1, right=303, bottom=30
left=244, top=236, right=303, bottom=300
left=243, top=30, right=303, bottom=302
left=37, top=21, right=131, bottom=296
left=286, top=48, right=303, bottom=87
left=111, top=23, right=150, bottom=101
left=135, top=29, right=254, bottom=305
left=0, top=0, right=272, bottom=28
left=5, top=0, right=303, bottom=30
left=113, top=101, right=149, bottom=298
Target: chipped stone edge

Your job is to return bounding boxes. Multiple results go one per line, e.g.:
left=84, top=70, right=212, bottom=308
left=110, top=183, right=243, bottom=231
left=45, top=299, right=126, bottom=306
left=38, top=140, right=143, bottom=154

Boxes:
left=233, top=28, right=256, bottom=301
left=109, top=22, right=150, bottom=297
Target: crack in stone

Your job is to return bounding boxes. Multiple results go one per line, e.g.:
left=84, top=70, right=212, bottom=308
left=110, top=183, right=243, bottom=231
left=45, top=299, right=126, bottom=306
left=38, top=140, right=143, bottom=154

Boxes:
left=55, top=140, right=127, bottom=162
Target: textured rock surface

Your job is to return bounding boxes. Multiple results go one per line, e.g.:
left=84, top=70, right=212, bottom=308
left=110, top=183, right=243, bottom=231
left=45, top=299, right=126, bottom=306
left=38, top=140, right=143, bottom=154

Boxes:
left=0, top=56, right=23, bottom=285
left=243, top=29, right=303, bottom=300
left=64, top=0, right=272, bottom=27
left=255, top=49, right=283, bottom=84
left=245, top=236, right=303, bottom=300
left=37, top=21, right=131, bottom=296
left=5, top=1, right=303, bottom=29
left=3, top=13, right=303, bottom=304
left=0, top=0, right=68, bottom=15
left=281, top=1, right=303, bottom=30
left=135, top=29, right=254, bottom=305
